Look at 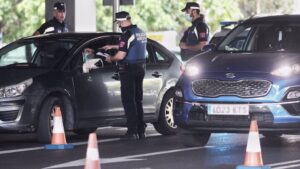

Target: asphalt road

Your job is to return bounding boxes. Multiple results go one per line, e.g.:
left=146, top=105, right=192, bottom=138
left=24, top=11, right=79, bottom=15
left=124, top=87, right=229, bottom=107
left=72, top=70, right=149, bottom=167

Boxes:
left=1, top=125, right=300, bottom=169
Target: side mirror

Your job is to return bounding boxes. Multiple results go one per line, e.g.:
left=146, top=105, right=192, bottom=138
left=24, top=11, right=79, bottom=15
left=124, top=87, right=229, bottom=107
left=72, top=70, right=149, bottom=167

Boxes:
left=202, top=44, right=216, bottom=52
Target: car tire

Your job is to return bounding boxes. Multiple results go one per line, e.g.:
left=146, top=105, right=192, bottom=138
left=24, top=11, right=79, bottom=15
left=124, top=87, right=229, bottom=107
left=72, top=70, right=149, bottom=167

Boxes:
left=37, top=96, right=63, bottom=144
left=179, top=129, right=211, bottom=147
left=73, top=128, right=97, bottom=135
left=262, top=133, right=283, bottom=138
left=153, top=90, right=177, bottom=135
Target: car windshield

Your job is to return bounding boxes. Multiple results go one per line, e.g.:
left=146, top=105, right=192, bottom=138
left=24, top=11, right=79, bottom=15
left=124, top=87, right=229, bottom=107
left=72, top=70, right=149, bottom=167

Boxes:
left=0, top=39, right=77, bottom=68
left=217, top=22, right=300, bottom=53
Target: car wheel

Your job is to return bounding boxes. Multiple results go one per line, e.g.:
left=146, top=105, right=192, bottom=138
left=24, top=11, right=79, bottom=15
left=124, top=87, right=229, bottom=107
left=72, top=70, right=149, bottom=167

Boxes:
left=37, top=97, right=62, bottom=144
left=262, top=133, right=283, bottom=138
left=179, top=129, right=211, bottom=147
left=153, top=90, right=177, bottom=135
left=73, top=128, right=97, bottom=135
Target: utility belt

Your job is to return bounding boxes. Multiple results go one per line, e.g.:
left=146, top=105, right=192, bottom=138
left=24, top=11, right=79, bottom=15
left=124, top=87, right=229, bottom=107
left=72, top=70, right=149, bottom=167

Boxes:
left=118, top=62, right=146, bottom=71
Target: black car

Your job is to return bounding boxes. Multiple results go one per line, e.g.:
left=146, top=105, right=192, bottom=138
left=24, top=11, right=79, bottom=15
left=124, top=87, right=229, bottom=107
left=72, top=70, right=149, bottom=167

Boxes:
left=0, top=32, right=182, bottom=143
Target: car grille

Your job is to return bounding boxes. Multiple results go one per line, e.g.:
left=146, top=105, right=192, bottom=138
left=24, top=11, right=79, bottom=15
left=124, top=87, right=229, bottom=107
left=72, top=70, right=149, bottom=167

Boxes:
left=192, top=79, right=272, bottom=97
left=0, top=110, right=19, bottom=121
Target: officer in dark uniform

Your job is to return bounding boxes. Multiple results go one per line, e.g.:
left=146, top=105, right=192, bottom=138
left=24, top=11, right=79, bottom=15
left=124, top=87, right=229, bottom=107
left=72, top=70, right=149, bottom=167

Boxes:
left=179, top=2, right=209, bottom=61
left=33, top=2, right=68, bottom=35
left=103, top=11, right=147, bottom=140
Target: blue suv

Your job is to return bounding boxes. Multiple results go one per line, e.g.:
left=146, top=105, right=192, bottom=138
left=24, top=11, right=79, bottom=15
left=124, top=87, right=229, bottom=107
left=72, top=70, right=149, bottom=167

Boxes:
left=174, top=15, right=300, bottom=146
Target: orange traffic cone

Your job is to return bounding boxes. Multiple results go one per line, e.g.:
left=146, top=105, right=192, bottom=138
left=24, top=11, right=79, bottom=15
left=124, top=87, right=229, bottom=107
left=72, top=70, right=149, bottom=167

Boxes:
left=236, top=120, right=270, bottom=169
left=84, top=133, right=101, bottom=169
left=45, top=106, right=74, bottom=150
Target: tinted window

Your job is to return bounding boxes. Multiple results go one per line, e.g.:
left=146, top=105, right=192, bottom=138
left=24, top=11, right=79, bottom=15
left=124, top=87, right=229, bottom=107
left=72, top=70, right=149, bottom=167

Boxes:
left=35, top=40, right=75, bottom=68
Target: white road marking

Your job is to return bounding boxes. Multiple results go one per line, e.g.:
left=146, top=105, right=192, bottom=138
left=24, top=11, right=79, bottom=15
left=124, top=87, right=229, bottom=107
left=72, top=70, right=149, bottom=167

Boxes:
left=0, top=138, right=119, bottom=155
left=267, top=159, right=300, bottom=169
left=43, top=146, right=214, bottom=169
left=0, top=133, right=161, bottom=155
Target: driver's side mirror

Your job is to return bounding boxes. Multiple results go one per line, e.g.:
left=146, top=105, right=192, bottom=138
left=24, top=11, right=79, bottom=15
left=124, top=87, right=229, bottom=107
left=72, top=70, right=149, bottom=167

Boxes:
left=202, top=44, right=216, bottom=52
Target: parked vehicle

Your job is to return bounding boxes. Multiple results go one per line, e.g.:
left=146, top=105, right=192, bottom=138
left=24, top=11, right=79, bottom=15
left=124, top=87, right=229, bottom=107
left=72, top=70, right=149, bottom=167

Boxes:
left=0, top=32, right=181, bottom=143
left=174, top=15, right=300, bottom=146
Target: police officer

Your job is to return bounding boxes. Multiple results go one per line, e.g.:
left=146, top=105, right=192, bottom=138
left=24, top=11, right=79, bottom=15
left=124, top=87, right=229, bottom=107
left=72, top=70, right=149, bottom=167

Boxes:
left=179, top=2, right=209, bottom=61
left=33, top=2, right=68, bottom=35
left=103, top=11, right=147, bottom=140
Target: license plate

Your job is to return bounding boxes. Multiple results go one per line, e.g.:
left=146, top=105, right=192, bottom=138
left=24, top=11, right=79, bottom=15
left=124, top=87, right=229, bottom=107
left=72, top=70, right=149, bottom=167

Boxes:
left=207, top=104, right=249, bottom=115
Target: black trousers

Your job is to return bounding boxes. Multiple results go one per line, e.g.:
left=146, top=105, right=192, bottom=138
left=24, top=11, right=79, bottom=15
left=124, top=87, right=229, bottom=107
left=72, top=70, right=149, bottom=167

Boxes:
left=119, top=63, right=146, bottom=134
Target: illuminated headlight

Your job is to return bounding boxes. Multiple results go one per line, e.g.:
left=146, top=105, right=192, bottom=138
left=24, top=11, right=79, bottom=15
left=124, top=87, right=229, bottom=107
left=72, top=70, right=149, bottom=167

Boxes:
left=271, top=64, right=300, bottom=77
left=287, top=91, right=300, bottom=99
left=0, top=79, right=33, bottom=98
left=184, top=64, right=200, bottom=77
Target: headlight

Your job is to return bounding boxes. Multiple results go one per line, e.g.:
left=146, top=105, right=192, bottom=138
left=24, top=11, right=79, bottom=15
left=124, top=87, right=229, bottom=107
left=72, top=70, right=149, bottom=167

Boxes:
left=184, top=64, right=200, bottom=77
left=0, top=79, right=33, bottom=98
left=271, top=64, right=300, bottom=77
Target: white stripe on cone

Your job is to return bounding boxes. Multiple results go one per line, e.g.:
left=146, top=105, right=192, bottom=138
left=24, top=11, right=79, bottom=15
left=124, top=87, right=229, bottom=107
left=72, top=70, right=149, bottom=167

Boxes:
left=52, top=117, right=65, bottom=133
left=246, top=131, right=261, bottom=152
left=86, top=148, right=100, bottom=161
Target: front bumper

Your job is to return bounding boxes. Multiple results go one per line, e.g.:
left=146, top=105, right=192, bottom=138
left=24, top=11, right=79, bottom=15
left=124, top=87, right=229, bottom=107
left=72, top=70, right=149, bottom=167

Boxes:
left=174, top=99, right=300, bottom=133
left=0, top=96, right=36, bottom=133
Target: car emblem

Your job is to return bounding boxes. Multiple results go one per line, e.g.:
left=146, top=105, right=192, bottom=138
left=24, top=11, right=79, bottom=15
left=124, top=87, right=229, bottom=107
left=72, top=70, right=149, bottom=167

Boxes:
left=226, top=73, right=236, bottom=78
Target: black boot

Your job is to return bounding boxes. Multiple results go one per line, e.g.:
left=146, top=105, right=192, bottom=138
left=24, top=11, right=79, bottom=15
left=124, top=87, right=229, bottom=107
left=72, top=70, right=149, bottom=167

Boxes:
left=121, top=131, right=138, bottom=140
left=138, top=124, right=147, bottom=140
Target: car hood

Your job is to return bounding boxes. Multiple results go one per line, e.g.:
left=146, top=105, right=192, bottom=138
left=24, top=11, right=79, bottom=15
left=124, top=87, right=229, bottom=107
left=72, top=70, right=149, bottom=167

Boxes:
left=189, top=52, right=300, bottom=72
left=0, top=68, right=50, bottom=87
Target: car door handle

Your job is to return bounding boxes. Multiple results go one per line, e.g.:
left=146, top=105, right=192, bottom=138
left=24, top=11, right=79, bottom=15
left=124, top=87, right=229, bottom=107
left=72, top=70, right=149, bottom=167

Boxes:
left=152, top=71, right=162, bottom=78
left=112, top=72, right=120, bottom=80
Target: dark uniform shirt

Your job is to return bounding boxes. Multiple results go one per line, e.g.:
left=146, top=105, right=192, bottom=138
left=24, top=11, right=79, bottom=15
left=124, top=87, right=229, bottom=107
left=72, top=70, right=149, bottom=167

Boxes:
left=180, top=17, right=209, bottom=60
left=37, top=17, right=68, bottom=34
left=118, top=25, right=147, bottom=64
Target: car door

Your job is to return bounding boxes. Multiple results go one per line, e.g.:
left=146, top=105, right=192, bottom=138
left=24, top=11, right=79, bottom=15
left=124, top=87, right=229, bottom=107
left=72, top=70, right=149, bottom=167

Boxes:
left=72, top=37, right=124, bottom=119
left=143, top=41, right=172, bottom=114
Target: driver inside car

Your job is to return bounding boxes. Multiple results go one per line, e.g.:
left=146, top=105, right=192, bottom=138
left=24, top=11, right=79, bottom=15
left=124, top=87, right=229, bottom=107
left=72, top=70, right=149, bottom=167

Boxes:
left=82, top=48, right=103, bottom=73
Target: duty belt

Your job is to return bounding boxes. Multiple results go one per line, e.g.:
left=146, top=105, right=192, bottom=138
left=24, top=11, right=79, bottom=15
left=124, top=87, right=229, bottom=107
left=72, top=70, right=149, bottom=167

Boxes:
left=118, top=62, right=145, bottom=71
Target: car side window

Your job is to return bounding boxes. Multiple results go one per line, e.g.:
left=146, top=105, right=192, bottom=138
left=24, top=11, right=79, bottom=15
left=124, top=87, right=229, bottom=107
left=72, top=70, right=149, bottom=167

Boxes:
left=0, top=42, right=37, bottom=66
left=153, top=48, right=170, bottom=64
left=70, top=36, right=120, bottom=70
left=35, top=40, right=74, bottom=68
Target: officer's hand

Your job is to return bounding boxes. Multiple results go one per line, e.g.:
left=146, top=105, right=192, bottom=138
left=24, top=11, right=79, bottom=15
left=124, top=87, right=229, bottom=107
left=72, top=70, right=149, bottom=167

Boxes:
left=179, top=43, right=188, bottom=49
left=102, top=45, right=115, bottom=51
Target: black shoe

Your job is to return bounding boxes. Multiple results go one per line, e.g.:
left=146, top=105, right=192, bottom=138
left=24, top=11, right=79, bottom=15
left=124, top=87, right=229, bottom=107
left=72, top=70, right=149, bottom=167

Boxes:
left=138, top=124, right=147, bottom=140
left=138, top=132, right=146, bottom=140
left=121, top=132, right=138, bottom=140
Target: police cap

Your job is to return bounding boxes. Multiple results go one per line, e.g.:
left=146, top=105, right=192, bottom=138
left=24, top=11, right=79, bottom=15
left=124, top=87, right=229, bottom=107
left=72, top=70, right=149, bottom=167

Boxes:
left=53, top=2, right=66, bottom=12
left=114, top=11, right=131, bottom=22
left=181, top=2, right=200, bottom=12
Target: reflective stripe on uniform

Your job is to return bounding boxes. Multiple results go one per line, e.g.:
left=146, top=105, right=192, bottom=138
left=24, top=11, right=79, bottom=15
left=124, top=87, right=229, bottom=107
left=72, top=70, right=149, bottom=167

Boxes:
left=127, top=34, right=135, bottom=49
left=44, top=27, right=55, bottom=34
left=193, top=27, right=198, bottom=40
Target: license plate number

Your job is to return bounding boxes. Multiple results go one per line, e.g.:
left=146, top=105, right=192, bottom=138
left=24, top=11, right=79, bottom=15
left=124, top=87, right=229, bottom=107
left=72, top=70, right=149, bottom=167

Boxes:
left=207, top=104, right=249, bottom=115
